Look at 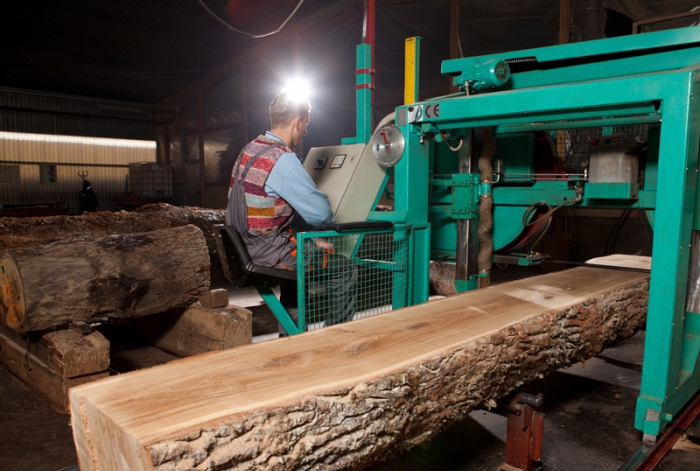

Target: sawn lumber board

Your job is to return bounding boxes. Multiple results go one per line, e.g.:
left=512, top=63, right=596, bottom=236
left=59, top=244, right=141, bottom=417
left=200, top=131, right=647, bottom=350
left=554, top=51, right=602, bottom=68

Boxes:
left=69, top=260, right=650, bottom=471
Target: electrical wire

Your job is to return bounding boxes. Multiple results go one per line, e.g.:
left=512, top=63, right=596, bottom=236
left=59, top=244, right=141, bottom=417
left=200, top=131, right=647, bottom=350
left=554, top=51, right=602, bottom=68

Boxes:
left=194, top=0, right=306, bottom=38
left=563, top=206, right=578, bottom=260
left=447, top=136, right=464, bottom=152
left=640, top=208, right=653, bottom=249
left=520, top=187, right=583, bottom=252
left=605, top=208, right=632, bottom=255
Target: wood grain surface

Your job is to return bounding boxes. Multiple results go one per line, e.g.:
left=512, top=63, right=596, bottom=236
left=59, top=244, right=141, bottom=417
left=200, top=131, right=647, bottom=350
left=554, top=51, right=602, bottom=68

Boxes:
left=70, top=258, right=650, bottom=471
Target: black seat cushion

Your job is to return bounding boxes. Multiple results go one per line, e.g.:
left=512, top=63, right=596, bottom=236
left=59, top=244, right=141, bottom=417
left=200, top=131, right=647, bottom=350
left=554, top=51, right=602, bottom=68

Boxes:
left=213, top=225, right=296, bottom=288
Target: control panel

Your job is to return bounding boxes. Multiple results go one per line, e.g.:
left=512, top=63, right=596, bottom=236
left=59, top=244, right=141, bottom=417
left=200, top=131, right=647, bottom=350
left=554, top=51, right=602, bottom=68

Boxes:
left=304, top=143, right=386, bottom=223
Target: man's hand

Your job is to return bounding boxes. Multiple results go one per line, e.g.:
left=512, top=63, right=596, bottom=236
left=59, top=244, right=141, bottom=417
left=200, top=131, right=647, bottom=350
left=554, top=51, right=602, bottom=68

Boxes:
left=314, top=238, right=334, bottom=251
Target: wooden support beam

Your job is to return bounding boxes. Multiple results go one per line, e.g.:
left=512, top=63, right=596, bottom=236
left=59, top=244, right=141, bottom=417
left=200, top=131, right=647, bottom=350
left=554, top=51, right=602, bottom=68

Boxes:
left=557, top=0, right=570, bottom=158
left=0, top=322, right=109, bottom=410
left=69, top=259, right=649, bottom=471
left=450, top=0, right=461, bottom=94
left=559, top=0, right=570, bottom=45
left=128, top=301, right=252, bottom=358
left=197, top=87, right=206, bottom=208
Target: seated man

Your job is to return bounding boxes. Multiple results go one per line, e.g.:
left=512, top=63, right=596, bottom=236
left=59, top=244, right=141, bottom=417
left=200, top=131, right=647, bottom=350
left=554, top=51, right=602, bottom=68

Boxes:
left=225, top=92, right=356, bottom=332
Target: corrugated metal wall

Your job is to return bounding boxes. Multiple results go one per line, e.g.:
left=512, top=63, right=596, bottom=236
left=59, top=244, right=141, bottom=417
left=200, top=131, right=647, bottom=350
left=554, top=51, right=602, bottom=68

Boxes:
left=0, top=87, right=158, bottom=141
left=0, top=131, right=156, bottom=214
left=0, top=87, right=159, bottom=215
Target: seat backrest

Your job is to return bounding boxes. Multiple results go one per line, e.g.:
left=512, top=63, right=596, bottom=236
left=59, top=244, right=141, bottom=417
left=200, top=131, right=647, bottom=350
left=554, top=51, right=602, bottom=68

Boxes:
left=213, top=224, right=296, bottom=287
left=213, top=224, right=252, bottom=286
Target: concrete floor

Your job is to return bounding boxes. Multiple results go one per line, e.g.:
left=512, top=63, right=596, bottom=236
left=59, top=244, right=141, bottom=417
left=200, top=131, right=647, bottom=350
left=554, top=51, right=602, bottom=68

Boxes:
left=1, top=266, right=699, bottom=471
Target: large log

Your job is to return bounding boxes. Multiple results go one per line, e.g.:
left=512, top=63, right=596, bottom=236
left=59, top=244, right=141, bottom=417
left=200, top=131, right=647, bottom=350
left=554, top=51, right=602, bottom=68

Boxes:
left=69, top=257, right=649, bottom=471
left=0, top=225, right=210, bottom=333
left=0, top=203, right=224, bottom=258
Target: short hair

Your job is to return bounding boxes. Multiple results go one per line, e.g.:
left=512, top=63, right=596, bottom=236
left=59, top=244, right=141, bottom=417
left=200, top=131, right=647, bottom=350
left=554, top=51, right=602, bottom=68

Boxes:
left=269, top=92, right=310, bottom=128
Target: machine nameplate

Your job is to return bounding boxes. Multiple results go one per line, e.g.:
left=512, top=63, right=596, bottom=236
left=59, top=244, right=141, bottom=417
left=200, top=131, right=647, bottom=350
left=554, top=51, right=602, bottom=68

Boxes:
left=331, top=154, right=346, bottom=168
left=424, top=103, right=440, bottom=118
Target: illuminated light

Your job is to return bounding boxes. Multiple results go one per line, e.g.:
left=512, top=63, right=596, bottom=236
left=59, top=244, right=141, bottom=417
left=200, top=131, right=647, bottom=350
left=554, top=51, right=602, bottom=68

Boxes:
left=281, top=78, right=311, bottom=103
left=0, top=131, right=156, bottom=149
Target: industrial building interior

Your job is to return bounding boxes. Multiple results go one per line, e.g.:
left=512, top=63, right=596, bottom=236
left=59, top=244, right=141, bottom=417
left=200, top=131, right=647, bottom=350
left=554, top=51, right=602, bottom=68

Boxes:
left=2, top=1, right=700, bottom=470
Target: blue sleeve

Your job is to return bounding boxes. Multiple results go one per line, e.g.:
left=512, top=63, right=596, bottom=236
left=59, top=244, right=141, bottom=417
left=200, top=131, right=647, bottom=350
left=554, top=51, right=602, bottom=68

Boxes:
left=265, top=153, right=335, bottom=225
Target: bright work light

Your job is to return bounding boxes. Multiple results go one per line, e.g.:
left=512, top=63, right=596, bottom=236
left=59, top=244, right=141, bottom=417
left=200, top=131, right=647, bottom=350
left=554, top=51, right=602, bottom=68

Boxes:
left=281, top=78, right=311, bottom=103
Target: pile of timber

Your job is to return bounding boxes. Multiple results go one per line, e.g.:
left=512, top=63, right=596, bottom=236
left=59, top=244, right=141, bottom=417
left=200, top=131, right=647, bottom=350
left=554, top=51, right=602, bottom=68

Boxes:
left=0, top=225, right=210, bottom=332
left=0, top=203, right=224, bottom=259
left=70, top=257, right=650, bottom=471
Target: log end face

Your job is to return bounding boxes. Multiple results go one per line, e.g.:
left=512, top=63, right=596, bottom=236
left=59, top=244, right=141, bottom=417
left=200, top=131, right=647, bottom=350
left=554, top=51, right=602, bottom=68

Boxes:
left=0, top=252, right=26, bottom=330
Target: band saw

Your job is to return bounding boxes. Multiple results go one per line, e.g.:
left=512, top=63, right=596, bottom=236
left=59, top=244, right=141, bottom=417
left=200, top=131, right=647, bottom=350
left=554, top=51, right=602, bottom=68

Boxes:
left=297, top=25, right=700, bottom=445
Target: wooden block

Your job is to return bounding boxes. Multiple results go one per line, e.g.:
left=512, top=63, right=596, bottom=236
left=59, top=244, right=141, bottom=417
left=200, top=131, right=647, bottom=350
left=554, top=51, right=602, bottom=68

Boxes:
left=197, top=289, right=230, bottom=309
left=0, top=331, right=108, bottom=410
left=0, top=321, right=109, bottom=377
left=69, top=264, right=649, bottom=470
left=133, top=304, right=252, bottom=357
left=40, top=329, right=110, bottom=378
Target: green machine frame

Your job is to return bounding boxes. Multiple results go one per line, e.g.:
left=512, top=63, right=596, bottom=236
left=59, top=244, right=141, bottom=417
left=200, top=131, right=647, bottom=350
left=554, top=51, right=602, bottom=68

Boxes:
left=384, top=26, right=700, bottom=442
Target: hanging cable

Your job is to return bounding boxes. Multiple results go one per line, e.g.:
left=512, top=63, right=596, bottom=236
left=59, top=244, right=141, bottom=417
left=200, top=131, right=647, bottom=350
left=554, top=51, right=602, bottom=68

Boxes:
left=194, top=0, right=306, bottom=38
left=520, top=187, right=583, bottom=252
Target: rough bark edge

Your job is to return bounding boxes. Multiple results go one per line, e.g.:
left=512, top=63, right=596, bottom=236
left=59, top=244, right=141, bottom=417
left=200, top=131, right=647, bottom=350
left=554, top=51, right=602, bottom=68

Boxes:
left=7, top=224, right=211, bottom=332
left=0, top=203, right=224, bottom=258
left=145, top=280, right=648, bottom=471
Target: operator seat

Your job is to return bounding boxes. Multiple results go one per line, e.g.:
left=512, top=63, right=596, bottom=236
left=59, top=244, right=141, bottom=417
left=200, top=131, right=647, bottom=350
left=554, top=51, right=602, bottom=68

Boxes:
left=212, top=224, right=296, bottom=288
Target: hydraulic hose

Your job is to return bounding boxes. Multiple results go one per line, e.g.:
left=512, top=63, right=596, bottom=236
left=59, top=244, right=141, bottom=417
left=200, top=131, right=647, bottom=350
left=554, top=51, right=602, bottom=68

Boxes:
left=477, top=127, right=496, bottom=287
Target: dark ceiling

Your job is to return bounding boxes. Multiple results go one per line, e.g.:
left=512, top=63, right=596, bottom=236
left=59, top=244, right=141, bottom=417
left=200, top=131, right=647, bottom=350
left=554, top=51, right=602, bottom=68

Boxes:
left=0, top=0, right=344, bottom=105
left=5, top=0, right=697, bottom=109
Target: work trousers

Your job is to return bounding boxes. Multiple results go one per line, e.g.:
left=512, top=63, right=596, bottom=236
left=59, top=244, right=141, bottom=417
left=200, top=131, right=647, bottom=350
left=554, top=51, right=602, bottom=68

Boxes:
left=279, top=252, right=358, bottom=333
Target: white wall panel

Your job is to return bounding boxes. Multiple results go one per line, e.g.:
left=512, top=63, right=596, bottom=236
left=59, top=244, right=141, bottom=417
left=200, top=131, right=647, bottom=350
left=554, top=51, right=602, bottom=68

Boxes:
left=0, top=131, right=156, bottom=214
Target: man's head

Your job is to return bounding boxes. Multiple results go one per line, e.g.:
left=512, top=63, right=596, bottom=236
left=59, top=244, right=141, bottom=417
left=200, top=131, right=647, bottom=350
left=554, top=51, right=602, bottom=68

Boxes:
left=269, top=92, right=310, bottom=147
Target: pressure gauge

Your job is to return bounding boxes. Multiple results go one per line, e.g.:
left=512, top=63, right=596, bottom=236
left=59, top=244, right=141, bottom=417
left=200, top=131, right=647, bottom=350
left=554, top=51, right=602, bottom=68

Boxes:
left=371, top=124, right=405, bottom=167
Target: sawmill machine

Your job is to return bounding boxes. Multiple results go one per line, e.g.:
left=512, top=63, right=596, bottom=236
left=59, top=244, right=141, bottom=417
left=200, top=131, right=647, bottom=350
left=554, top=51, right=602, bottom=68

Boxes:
left=214, top=24, right=700, bottom=443
left=354, top=26, right=700, bottom=445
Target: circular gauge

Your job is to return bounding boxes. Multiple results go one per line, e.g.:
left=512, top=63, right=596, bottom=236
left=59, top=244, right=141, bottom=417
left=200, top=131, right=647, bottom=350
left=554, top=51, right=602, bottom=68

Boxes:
left=371, top=124, right=405, bottom=167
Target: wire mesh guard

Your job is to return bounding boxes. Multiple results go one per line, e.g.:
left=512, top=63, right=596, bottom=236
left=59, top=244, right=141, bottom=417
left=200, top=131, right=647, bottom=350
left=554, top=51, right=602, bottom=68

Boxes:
left=297, top=226, right=410, bottom=331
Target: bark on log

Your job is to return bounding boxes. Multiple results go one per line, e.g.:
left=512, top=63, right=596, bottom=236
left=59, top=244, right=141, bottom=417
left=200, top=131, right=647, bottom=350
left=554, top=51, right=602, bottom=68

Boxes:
left=0, top=203, right=224, bottom=258
left=69, top=258, right=649, bottom=471
left=429, top=261, right=457, bottom=296
left=0, top=225, right=210, bottom=333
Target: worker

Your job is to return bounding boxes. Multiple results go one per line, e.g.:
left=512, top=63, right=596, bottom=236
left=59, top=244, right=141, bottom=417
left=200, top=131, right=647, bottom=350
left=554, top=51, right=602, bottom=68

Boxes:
left=225, top=92, right=357, bottom=333
left=79, top=180, right=100, bottom=213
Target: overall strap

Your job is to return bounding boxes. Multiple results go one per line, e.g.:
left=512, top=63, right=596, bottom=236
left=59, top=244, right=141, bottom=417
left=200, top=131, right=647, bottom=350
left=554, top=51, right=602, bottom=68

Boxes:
left=233, top=144, right=282, bottom=186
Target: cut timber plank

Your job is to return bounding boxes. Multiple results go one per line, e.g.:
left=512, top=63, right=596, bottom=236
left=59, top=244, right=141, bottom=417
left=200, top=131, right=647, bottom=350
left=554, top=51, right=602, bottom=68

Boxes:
left=69, top=263, right=650, bottom=471
left=587, top=254, right=651, bottom=270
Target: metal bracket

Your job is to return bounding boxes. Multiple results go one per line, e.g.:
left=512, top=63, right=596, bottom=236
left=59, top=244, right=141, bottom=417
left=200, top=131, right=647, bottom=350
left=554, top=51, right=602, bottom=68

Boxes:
left=430, top=173, right=480, bottom=220
left=498, top=392, right=545, bottom=471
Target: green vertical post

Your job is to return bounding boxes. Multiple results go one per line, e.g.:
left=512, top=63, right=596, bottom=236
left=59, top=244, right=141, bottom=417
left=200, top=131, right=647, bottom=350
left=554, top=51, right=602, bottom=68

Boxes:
left=635, top=71, right=700, bottom=439
left=342, top=43, right=373, bottom=145
left=394, top=111, right=431, bottom=305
